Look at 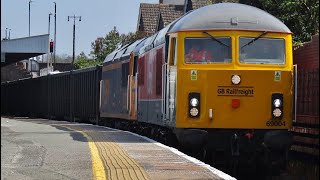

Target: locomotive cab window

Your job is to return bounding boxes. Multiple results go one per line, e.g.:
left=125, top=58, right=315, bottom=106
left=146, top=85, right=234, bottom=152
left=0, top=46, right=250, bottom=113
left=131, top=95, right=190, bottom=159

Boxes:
left=184, top=37, right=231, bottom=64
left=239, top=37, right=285, bottom=64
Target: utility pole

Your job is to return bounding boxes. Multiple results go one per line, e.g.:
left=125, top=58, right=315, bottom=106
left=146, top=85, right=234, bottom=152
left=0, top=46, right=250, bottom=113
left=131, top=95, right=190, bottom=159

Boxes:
left=28, top=0, right=33, bottom=75
left=53, top=2, right=57, bottom=66
left=48, top=13, right=53, bottom=74
left=67, top=15, right=81, bottom=65
left=28, top=0, right=33, bottom=36
left=50, top=39, right=53, bottom=69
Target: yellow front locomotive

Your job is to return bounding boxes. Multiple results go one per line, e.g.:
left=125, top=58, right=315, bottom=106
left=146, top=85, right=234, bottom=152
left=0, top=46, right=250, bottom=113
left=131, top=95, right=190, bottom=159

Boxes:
left=165, top=3, right=295, bottom=173
left=100, top=2, right=295, bottom=175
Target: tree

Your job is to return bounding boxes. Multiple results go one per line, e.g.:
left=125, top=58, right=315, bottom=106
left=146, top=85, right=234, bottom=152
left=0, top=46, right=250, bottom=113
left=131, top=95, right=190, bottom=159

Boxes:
left=90, top=26, right=122, bottom=62
left=120, top=30, right=147, bottom=45
left=239, top=0, right=319, bottom=44
left=103, top=26, right=122, bottom=58
left=76, top=26, right=130, bottom=69
left=74, top=51, right=100, bottom=69
left=90, top=27, right=148, bottom=66
left=91, top=37, right=105, bottom=61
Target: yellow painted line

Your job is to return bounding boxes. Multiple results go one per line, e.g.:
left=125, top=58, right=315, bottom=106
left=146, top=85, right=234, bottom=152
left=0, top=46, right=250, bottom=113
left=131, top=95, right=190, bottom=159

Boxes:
left=92, top=132, right=149, bottom=180
left=59, top=125, right=106, bottom=180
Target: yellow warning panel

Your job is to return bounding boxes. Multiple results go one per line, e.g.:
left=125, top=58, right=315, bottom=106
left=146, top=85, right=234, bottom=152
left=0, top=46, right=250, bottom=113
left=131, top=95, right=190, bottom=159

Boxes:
left=274, top=71, right=281, bottom=81
left=191, top=70, right=197, bottom=81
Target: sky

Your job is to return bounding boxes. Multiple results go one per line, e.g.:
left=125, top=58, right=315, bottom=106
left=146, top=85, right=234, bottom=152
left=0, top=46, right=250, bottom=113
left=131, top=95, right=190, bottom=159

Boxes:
left=1, top=0, right=159, bottom=56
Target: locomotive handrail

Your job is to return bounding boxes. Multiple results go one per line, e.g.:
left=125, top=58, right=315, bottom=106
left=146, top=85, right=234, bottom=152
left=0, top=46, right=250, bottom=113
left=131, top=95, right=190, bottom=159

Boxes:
left=127, top=75, right=131, bottom=111
left=161, top=63, right=165, bottom=116
left=165, top=64, right=170, bottom=120
left=129, top=75, right=133, bottom=115
left=161, top=63, right=167, bottom=118
left=135, top=73, right=138, bottom=112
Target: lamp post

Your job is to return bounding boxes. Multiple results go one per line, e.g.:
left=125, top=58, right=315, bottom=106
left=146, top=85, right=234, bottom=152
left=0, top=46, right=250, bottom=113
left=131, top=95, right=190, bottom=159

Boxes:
left=67, top=15, right=81, bottom=65
left=48, top=13, right=53, bottom=74
left=53, top=2, right=57, bottom=66
left=28, top=0, right=33, bottom=37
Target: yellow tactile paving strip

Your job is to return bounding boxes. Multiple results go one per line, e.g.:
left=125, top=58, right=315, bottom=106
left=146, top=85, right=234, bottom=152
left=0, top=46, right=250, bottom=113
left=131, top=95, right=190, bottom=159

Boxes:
left=59, top=125, right=149, bottom=180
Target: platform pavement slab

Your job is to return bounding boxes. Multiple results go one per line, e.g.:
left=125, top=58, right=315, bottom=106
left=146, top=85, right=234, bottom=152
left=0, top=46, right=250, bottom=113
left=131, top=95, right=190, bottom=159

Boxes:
left=1, top=117, right=236, bottom=180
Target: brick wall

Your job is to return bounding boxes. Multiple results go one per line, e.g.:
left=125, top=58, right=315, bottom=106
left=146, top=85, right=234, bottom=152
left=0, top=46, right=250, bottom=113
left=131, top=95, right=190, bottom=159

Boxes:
left=293, top=34, right=319, bottom=69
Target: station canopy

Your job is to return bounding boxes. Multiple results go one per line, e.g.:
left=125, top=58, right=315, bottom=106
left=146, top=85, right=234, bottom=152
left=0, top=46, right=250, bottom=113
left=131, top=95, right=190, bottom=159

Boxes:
left=1, top=34, right=49, bottom=66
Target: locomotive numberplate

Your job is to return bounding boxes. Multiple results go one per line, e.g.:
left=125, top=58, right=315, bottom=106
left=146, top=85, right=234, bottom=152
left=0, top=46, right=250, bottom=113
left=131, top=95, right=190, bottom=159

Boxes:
left=266, top=120, right=286, bottom=126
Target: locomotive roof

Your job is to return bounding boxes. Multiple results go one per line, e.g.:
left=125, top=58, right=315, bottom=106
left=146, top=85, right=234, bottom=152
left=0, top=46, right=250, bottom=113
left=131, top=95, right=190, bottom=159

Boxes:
left=103, top=38, right=145, bottom=63
left=168, top=3, right=291, bottom=33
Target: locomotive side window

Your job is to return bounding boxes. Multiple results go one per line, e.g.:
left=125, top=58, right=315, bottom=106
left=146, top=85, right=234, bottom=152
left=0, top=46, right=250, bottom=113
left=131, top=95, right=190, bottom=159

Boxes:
left=239, top=37, right=285, bottom=64
left=121, top=62, right=129, bottom=87
left=133, top=56, right=138, bottom=75
left=184, top=37, right=231, bottom=64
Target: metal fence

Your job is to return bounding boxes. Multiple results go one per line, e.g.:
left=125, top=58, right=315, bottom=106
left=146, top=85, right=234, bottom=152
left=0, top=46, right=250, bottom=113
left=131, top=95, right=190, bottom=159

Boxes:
left=1, top=65, right=102, bottom=124
left=290, top=68, right=319, bottom=160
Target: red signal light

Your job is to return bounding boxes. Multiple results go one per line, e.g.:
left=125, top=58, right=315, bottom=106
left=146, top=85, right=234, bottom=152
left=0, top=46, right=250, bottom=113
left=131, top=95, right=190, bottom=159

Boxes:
left=50, top=41, right=54, bottom=53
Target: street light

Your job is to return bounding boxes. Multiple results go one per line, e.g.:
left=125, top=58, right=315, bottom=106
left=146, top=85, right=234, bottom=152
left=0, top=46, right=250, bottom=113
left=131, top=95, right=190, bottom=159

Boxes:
left=67, top=15, right=81, bottom=65
left=53, top=2, right=57, bottom=65
left=48, top=13, right=53, bottom=73
left=29, top=0, right=33, bottom=37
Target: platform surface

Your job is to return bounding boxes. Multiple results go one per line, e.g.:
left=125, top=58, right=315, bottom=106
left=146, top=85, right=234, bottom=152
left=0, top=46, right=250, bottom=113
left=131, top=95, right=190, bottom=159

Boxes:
left=1, top=117, right=236, bottom=180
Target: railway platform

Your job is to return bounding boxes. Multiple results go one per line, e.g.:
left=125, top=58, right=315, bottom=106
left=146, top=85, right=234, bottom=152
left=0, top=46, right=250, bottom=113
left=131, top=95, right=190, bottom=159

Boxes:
left=1, top=116, right=236, bottom=180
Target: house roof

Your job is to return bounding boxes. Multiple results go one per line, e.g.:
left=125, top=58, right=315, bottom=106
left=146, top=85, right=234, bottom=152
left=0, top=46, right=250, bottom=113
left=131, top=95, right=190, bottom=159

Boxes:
left=137, top=3, right=184, bottom=36
left=137, top=1, right=214, bottom=36
left=191, top=0, right=211, bottom=10
left=137, top=3, right=160, bottom=36
left=184, top=0, right=212, bottom=13
left=159, top=4, right=184, bottom=28
left=162, top=0, right=185, bottom=5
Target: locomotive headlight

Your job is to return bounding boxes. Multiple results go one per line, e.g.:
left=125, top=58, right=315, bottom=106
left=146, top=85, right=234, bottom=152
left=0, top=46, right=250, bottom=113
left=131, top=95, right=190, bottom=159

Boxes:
left=190, top=98, right=199, bottom=107
left=271, top=93, right=283, bottom=119
left=188, top=92, right=200, bottom=118
left=190, top=108, right=199, bottom=116
left=273, top=99, right=282, bottom=108
left=273, top=108, right=282, bottom=117
left=231, top=75, right=241, bottom=85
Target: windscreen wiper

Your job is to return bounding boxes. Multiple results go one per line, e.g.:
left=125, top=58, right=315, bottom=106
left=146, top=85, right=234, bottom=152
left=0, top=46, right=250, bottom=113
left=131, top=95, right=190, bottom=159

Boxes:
left=241, top=31, right=268, bottom=49
left=202, top=31, right=230, bottom=47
